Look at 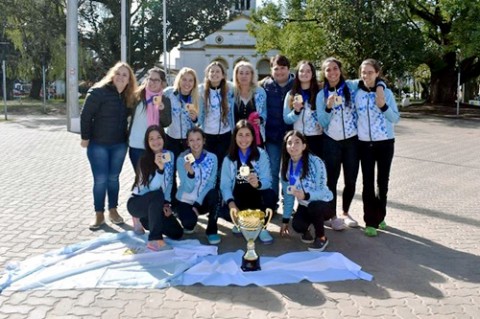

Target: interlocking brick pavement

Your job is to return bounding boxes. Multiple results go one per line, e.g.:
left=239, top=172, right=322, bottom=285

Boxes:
left=0, top=113, right=479, bottom=318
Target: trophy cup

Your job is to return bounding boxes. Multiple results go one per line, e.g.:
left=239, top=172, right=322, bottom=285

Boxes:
left=230, top=208, right=273, bottom=271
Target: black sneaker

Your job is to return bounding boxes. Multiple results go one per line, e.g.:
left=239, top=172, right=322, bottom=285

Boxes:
left=301, top=231, right=314, bottom=244
left=308, top=237, right=329, bottom=252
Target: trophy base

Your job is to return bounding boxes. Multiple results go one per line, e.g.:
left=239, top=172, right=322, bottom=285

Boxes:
left=241, top=256, right=261, bottom=272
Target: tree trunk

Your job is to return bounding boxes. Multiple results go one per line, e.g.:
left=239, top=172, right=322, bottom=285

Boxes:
left=29, top=78, right=42, bottom=99
left=429, top=69, right=457, bottom=105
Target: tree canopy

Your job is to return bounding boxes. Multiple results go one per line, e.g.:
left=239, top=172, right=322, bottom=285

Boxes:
left=250, top=0, right=480, bottom=104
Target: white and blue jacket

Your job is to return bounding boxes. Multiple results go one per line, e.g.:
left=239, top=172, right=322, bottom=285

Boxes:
left=317, top=80, right=358, bottom=141
left=234, top=86, right=268, bottom=141
left=355, top=85, right=399, bottom=142
left=176, top=150, right=218, bottom=205
left=132, top=150, right=175, bottom=202
left=220, top=147, right=272, bottom=203
left=281, top=154, right=333, bottom=220
left=163, top=87, right=197, bottom=139
left=197, top=82, right=235, bottom=135
left=283, top=92, right=322, bottom=136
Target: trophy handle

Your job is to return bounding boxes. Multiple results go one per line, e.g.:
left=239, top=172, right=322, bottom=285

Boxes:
left=263, top=208, right=274, bottom=229
left=230, top=208, right=239, bottom=228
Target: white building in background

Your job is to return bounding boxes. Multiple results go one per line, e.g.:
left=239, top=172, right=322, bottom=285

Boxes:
left=164, top=0, right=277, bottom=82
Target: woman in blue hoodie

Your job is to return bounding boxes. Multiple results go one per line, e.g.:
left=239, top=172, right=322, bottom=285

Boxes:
left=279, top=130, right=334, bottom=252
left=355, top=59, right=400, bottom=237
left=176, top=127, right=220, bottom=245
left=220, top=120, right=276, bottom=244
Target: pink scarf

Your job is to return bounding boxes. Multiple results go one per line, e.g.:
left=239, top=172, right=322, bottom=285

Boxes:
left=145, top=87, right=163, bottom=126
left=248, top=111, right=262, bottom=145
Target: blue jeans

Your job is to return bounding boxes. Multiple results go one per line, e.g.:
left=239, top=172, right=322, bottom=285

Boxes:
left=265, top=140, right=282, bottom=204
left=87, top=142, right=128, bottom=212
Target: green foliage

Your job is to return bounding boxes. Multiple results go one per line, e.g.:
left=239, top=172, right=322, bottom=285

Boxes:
left=79, top=0, right=237, bottom=74
left=249, top=1, right=326, bottom=66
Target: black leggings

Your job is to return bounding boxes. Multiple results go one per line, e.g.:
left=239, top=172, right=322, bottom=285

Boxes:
left=127, top=190, right=183, bottom=241
left=291, top=201, right=335, bottom=238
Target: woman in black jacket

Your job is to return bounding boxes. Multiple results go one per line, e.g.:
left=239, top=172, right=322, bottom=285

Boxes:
left=81, top=61, right=139, bottom=230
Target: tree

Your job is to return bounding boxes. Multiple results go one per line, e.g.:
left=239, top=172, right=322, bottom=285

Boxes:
left=249, top=0, right=327, bottom=66
left=405, top=0, right=480, bottom=104
left=4, top=0, right=66, bottom=99
left=250, top=0, right=423, bottom=80
left=80, top=0, right=237, bottom=74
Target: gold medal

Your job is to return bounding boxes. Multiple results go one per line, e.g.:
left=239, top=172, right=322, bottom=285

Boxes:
left=239, top=165, right=250, bottom=177
left=161, top=152, right=171, bottom=163
left=184, top=153, right=195, bottom=164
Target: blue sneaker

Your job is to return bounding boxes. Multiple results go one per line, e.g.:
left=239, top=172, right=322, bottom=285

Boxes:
left=207, top=234, right=221, bottom=245
left=258, top=229, right=273, bottom=245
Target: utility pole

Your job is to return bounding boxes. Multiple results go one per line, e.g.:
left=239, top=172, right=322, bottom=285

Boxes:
left=121, top=0, right=127, bottom=62
left=163, top=0, right=168, bottom=83
left=66, top=0, right=79, bottom=132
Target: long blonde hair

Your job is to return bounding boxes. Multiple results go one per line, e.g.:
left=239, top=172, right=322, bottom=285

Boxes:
left=93, top=61, right=138, bottom=108
left=233, top=61, right=258, bottom=103
left=173, top=67, right=199, bottom=107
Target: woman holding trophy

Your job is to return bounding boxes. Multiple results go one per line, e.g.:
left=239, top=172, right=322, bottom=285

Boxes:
left=279, top=130, right=335, bottom=252
left=220, top=120, right=276, bottom=244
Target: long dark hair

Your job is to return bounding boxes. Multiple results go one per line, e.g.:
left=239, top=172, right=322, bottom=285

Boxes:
left=280, top=130, right=310, bottom=181
left=227, top=120, right=259, bottom=162
left=289, top=60, right=319, bottom=110
left=203, top=62, right=229, bottom=124
left=321, top=57, right=351, bottom=106
left=133, top=125, right=166, bottom=189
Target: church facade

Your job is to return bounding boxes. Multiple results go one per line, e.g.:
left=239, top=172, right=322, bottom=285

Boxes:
left=168, top=0, right=277, bottom=82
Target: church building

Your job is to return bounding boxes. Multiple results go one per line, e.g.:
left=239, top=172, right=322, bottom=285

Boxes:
left=167, top=0, right=277, bottom=81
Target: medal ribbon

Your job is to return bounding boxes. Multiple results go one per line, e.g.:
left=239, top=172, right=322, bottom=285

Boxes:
left=289, top=158, right=303, bottom=186
left=238, top=148, right=251, bottom=166
left=193, top=151, right=207, bottom=164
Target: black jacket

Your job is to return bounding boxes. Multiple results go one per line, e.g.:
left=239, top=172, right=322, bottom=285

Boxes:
left=81, top=84, right=130, bottom=145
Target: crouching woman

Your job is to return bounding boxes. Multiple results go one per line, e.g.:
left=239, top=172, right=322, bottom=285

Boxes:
left=280, top=130, right=335, bottom=252
left=127, top=125, right=183, bottom=251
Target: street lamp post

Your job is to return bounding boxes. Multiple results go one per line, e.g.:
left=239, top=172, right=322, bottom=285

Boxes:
left=456, top=48, right=461, bottom=117
left=163, top=0, right=168, bottom=83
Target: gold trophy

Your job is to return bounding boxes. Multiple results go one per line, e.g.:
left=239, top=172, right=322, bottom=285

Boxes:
left=230, top=208, right=273, bottom=271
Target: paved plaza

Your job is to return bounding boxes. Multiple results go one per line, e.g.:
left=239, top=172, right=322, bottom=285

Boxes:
left=0, top=113, right=479, bottom=318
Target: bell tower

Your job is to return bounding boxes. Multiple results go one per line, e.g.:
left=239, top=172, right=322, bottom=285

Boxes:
left=234, top=0, right=256, bottom=14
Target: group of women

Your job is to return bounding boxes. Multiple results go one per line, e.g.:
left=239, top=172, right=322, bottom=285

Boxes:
left=80, top=55, right=399, bottom=252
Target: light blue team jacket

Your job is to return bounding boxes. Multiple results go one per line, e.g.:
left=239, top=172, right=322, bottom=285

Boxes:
left=283, top=92, right=322, bottom=136
left=176, top=150, right=218, bottom=205
left=131, top=150, right=175, bottom=202
left=234, top=86, right=268, bottom=141
left=163, top=87, right=197, bottom=139
left=355, top=87, right=400, bottom=141
left=281, top=154, right=333, bottom=220
left=220, top=147, right=272, bottom=203
left=197, top=82, right=235, bottom=135
left=316, top=80, right=359, bottom=141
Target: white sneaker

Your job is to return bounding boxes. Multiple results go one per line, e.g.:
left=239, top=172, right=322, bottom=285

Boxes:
left=342, top=214, right=359, bottom=228
left=325, top=217, right=346, bottom=231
